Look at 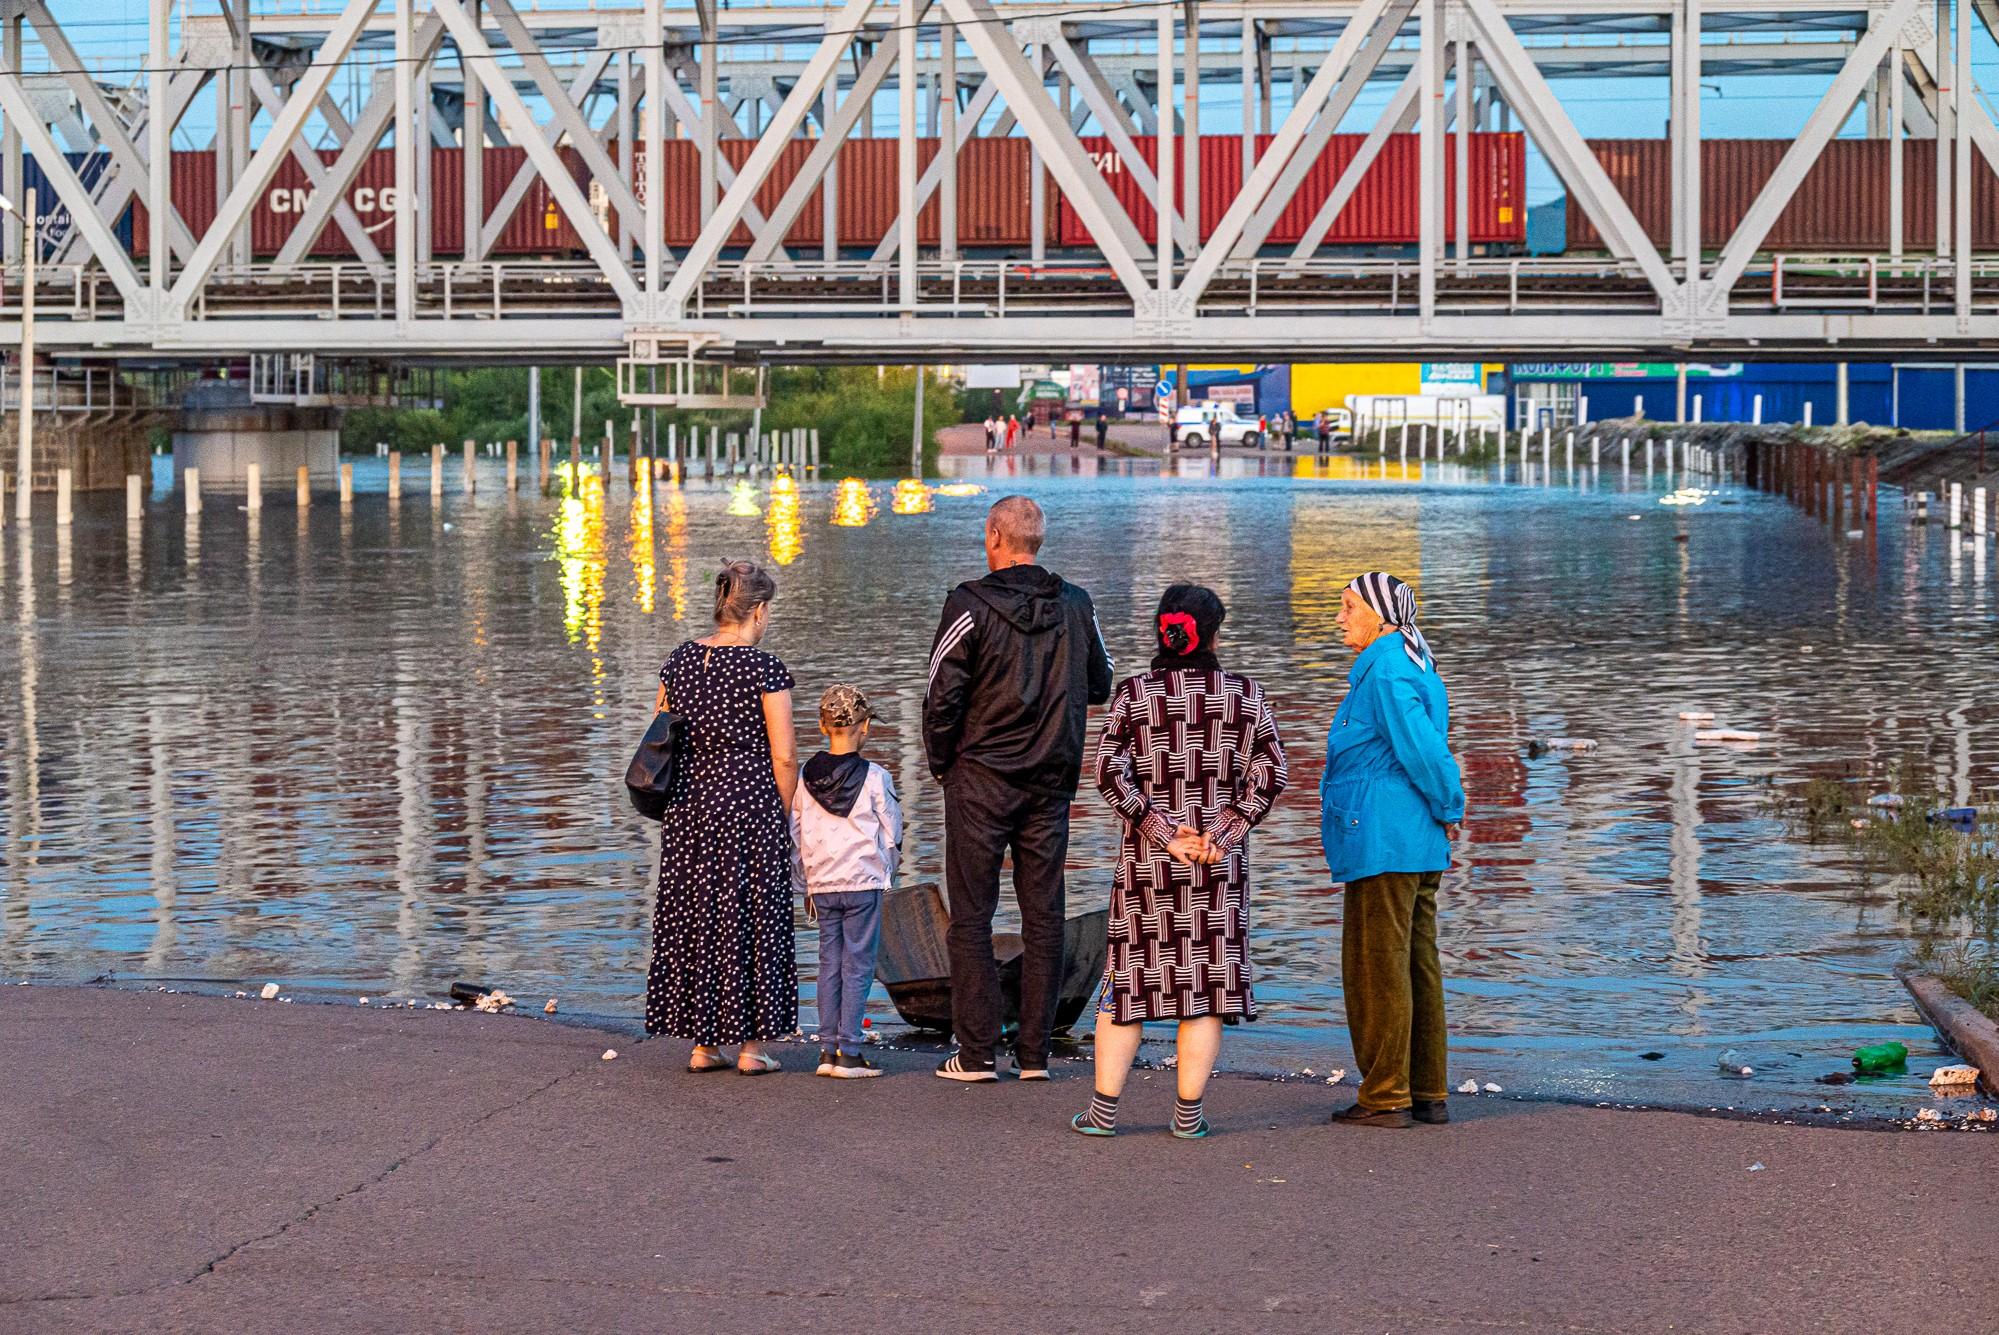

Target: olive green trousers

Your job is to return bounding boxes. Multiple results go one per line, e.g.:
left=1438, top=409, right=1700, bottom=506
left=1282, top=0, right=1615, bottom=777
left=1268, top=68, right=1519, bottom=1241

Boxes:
left=1341, top=870, right=1448, bottom=1111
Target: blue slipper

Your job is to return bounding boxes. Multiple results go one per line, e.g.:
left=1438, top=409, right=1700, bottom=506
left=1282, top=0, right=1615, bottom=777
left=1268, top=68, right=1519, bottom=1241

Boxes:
left=1069, top=1112, right=1115, bottom=1138
left=1171, top=1118, right=1211, bottom=1140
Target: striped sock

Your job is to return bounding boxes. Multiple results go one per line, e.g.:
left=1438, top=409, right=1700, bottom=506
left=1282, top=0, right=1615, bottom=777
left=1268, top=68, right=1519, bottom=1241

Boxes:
left=1173, top=1097, right=1205, bottom=1136
left=1081, top=1091, right=1119, bottom=1132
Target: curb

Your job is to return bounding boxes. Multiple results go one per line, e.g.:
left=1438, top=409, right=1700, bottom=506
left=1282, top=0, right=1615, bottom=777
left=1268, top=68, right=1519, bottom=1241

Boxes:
left=1902, top=970, right=1999, bottom=1098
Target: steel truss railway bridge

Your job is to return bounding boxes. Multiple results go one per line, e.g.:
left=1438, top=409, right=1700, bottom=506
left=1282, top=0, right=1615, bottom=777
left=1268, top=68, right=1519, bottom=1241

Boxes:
left=3, top=0, right=1999, bottom=399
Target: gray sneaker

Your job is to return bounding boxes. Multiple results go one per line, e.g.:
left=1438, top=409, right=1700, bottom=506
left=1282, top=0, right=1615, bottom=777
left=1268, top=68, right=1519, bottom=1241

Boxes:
left=831, top=1051, right=882, bottom=1080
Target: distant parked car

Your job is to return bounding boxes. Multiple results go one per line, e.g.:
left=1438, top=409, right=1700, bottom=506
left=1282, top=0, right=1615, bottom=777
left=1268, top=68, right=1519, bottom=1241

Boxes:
left=1175, top=405, right=1264, bottom=448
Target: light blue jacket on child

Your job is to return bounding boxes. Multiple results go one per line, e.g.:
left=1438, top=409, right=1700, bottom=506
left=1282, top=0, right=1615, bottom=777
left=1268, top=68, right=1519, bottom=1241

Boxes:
left=1319, top=632, right=1466, bottom=885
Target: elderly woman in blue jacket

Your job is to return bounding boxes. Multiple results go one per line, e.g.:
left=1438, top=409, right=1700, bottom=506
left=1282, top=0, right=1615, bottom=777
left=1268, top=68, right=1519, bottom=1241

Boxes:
left=1322, top=571, right=1465, bottom=1129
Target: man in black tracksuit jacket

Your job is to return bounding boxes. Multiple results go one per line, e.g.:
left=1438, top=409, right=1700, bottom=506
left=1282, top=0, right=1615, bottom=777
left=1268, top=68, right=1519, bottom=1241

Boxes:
left=924, top=496, right=1114, bottom=1081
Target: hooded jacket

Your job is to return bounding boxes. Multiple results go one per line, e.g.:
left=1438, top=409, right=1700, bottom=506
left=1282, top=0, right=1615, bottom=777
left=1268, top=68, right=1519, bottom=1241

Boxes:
left=923, top=565, right=1115, bottom=798
left=790, top=753, right=902, bottom=897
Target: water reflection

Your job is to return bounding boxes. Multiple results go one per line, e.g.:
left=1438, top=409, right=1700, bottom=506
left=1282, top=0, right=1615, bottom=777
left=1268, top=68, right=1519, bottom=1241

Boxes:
left=765, top=474, right=803, bottom=565
left=830, top=477, right=876, bottom=527
left=892, top=479, right=933, bottom=514
left=1, top=458, right=1989, bottom=1112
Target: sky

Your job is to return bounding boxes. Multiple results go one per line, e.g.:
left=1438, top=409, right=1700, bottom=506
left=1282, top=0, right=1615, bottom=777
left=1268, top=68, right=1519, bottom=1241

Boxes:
left=30, top=1, right=1999, bottom=207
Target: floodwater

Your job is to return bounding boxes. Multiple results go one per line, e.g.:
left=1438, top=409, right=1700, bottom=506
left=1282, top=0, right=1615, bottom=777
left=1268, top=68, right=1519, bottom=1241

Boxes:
left=1, top=447, right=1994, bottom=1119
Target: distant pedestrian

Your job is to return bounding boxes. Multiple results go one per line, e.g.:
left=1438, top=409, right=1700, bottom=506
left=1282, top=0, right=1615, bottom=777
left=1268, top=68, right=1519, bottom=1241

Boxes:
left=983, top=415, right=998, bottom=452
left=791, top=684, right=902, bottom=1081
left=1322, top=572, right=1465, bottom=1128
left=924, top=496, right=1114, bottom=1082
left=1069, top=416, right=1081, bottom=450
left=1073, top=585, right=1288, bottom=1140
left=1094, top=414, right=1109, bottom=451
left=648, top=561, right=799, bottom=1075
left=1005, top=415, right=1020, bottom=451
left=1048, top=414, right=1059, bottom=443
left=1316, top=412, right=1331, bottom=453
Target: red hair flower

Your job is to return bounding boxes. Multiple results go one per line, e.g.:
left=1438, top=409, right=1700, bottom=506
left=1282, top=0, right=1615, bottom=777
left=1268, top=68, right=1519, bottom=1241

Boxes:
left=1158, top=612, right=1199, bottom=654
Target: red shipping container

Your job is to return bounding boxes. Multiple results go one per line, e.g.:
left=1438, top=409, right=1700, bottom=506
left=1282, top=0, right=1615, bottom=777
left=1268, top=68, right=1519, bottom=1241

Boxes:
left=1055, top=132, right=1524, bottom=249
left=1567, top=138, right=1999, bottom=253
left=135, top=144, right=590, bottom=260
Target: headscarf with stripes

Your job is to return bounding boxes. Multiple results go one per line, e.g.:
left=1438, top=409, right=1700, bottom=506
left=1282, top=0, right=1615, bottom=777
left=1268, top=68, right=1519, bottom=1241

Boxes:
left=1347, top=571, right=1434, bottom=672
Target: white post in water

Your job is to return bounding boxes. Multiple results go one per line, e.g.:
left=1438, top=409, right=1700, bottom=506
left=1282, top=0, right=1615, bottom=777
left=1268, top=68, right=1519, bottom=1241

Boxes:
left=13, top=188, right=35, bottom=524
left=810, top=428, right=821, bottom=471
left=1950, top=481, right=1963, bottom=528
left=430, top=445, right=443, bottom=497
left=1633, top=395, right=1643, bottom=419
left=506, top=440, right=518, bottom=491
left=387, top=453, right=400, bottom=498
left=1752, top=394, right=1763, bottom=425
left=1398, top=419, right=1410, bottom=457
left=1590, top=436, right=1601, bottom=466
left=1803, top=401, right=1813, bottom=428
left=296, top=466, right=310, bottom=509
left=1541, top=426, right=1551, bottom=470
left=340, top=464, right=354, bottom=507
left=1399, top=432, right=1408, bottom=467
left=185, top=466, right=202, bottom=515
left=1975, top=488, right=1989, bottom=537
left=1693, top=394, right=1703, bottom=424
left=463, top=439, right=476, bottom=493
left=245, top=463, right=262, bottom=512
left=126, top=473, right=142, bottom=520
left=1565, top=432, right=1574, bottom=471
left=55, top=467, right=71, bottom=526
left=1577, top=395, right=1590, bottom=426
left=1620, top=437, right=1631, bottom=480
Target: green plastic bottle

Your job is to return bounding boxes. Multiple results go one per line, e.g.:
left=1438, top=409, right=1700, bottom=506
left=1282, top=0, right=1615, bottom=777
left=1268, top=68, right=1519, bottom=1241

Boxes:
left=1851, top=1041, right=1909, bottom=1074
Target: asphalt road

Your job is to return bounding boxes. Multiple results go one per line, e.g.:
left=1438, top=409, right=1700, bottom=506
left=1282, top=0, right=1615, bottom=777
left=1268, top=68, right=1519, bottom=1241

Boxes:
left=4, top=986, right=1993, bottom=1333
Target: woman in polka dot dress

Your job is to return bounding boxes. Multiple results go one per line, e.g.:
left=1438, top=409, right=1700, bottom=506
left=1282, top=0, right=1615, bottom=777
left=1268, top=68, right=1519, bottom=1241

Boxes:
left=647, top=561, right=801, bottom=1074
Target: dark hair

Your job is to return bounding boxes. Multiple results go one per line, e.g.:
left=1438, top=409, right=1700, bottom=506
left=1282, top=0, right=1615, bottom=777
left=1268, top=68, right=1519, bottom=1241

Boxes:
left=1155, top=583, right=1225, bottom=659
left=714, top=560, right=776, bottom=626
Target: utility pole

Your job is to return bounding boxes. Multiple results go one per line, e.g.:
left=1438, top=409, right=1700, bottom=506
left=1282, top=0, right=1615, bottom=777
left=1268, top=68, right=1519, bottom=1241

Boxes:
left=912, top=365, right=926, bottom=477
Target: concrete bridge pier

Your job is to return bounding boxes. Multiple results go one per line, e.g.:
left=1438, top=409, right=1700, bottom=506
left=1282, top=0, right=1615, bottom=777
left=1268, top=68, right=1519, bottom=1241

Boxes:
left=170, top=384, right=340, bottom=492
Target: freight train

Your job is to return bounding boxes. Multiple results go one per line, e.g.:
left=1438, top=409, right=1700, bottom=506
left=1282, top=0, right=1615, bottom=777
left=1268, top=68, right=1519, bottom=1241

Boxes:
left=11, top=134, right=1983, bottom=263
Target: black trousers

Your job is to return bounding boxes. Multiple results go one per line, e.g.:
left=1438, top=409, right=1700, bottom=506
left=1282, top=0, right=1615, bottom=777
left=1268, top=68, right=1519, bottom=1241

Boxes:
left=943, top=764, right=1070, bottom=1067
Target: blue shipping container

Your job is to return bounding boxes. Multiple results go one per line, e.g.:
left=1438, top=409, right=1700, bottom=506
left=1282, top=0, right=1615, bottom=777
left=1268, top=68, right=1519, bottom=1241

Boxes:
left=1, top=152, right=131, bottom=260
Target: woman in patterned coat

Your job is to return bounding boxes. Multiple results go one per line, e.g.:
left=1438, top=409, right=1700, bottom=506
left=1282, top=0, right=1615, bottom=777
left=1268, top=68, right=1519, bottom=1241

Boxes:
left=1072, top=585, right=1288, bottom=1139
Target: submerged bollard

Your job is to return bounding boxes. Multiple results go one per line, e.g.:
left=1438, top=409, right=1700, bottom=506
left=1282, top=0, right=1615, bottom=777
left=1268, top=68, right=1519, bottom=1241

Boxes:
left=1949, top=481, right=1963, bottom=529
left=340, top=463, right=354, bottom=507
left=296, top=466, right=311, bottom=509
left=127, top=473, right=142, bottom=520
left=56, top=468, right=72, bottom=526
left=388, top=452, right=400, bottom=498
left=431, top=445, right=444, bottom=498
left=246, top=462, right=262, bottom=512
left=1976, top=488, right=1989, bottom=538
left=1915, top=491, right=1931, bottom=523
left=538, top=438, right=552, bottom=492
left=464, top=439, right=477, bottom=494
left=506, top=439, right=518, bottom=491
left=185, top=466, right=203, bottom=516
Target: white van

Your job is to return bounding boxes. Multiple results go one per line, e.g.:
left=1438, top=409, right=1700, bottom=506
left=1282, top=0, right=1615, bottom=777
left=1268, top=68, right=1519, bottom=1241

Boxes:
left=1174, top=405, right=1264, bottom=448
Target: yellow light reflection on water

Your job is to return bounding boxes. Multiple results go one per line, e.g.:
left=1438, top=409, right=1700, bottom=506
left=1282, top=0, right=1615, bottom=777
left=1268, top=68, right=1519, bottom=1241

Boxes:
left=727, top=480, right=762, bottom=516
left=552, top=483, right=611, bottom=716
left=934, top=483, right=988, bottom=498
left=891, top=478, right=933, bottom=514
left=629, top=480, right=657, bottom=614
left=766, top=475, right=803, bottom=565
left=1292, top=456, right=1424, bottom=483
left=665, top=485, right=688, bottom=622
left=832, top=477, right=878, bottom=526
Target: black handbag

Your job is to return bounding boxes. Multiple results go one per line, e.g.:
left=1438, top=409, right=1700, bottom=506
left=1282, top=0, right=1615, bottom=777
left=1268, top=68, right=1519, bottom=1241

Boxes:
left=625, top=711, right=687, bottom=819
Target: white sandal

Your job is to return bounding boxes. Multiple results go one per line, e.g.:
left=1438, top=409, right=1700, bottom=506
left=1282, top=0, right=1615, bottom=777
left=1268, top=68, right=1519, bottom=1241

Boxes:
left=736, top=1052, right=781, bottom=1076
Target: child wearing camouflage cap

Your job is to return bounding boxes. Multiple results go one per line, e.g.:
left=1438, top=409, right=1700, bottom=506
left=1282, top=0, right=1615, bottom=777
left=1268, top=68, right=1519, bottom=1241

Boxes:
left=789, top=683, right=903, bottom=1078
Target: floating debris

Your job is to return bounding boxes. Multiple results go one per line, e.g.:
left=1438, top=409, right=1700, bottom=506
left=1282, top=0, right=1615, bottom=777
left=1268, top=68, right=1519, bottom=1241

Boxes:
left=544, top=998, right=559, bottom=1014
left=1482, top=1082, right=1503, bottom=1094
left=933, top=483, right=988, bottom=498
left=358, top=997, right=369, bottom=1006
left=1915, top=1108, right=1944, bottom=1122
left=1527, top=737, right=1597, bottom=757
left=473, top=989, right=514, bottom=1014
left=1457, top=1078, right=1480, bottom=1095
left=1929, top=1064, right=1980, bottom=1089
left=259, top=983, right=281, bottom=1000
left=1717, top=1050, right=1754, bottom=1078
left=1816, top=1071, right=1853, bottom=1085
left=1677, top=710, right=1715, bottom=722
left=1695, top=729, right=1761, bottom=744
left=601, top=1048, right=619, bottom=1061
left=1324, top=1069, right=1347, bottom=1085
left=1659, top=488, right=1710, bottom=507
left=1866, top=793, right=1905, bottom=808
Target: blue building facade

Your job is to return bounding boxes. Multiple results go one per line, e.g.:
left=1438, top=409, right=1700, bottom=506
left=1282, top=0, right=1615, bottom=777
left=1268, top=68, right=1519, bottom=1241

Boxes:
left=1507, top=362, right=1999, bottom=432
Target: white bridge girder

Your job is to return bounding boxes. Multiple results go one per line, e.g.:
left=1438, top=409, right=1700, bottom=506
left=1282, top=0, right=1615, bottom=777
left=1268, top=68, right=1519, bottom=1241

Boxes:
left=0, top=0, right=1998, bottom=362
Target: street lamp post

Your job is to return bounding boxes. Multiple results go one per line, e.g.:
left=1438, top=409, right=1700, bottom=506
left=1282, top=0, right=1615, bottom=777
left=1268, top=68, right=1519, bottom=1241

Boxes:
left=2, top=187, right=34, bottom=521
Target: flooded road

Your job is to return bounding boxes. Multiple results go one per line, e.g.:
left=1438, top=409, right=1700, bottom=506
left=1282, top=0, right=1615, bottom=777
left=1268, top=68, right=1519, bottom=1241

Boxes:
left=1, top=449, right=1993, bottom=1117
